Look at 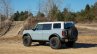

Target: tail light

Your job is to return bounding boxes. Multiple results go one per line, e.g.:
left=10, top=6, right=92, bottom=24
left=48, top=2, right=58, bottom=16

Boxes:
left=62, top=31, right=65, bottom=36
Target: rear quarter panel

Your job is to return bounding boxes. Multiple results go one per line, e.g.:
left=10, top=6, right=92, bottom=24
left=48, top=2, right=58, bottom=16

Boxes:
left=42, top=29, right=63, bottom=40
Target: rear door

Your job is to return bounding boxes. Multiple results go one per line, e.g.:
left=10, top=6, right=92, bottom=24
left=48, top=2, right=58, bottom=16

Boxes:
left=42, top=24, right=52, bottom=40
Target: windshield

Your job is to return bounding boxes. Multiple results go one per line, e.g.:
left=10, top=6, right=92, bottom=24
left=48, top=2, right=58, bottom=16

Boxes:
left=64, top=22, right=74, bottom=29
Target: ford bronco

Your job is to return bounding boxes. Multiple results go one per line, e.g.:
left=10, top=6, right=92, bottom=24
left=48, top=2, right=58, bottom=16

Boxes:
left=23, top=21, right=78, bottom=49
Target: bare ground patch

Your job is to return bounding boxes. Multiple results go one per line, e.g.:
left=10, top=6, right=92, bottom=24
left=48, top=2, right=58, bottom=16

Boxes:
left=0, top=36, right=97, bottom=54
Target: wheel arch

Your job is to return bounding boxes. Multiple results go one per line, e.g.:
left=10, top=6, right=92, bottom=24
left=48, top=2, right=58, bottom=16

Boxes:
left=23, top=33, right=31, bottom=39
left=49, top=33, right=61, bottom=40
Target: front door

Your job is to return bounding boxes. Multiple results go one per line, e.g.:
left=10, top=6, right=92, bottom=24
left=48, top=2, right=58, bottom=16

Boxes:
left=32, top=24, right=43, bottom=40
left=42, top=24, right=52, bottom=40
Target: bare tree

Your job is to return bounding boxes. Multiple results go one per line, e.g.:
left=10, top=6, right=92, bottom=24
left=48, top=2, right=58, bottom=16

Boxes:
left=0, top=0, right=12, bottom=19
left=0, top=0, right=13, bottom=36
left=0, top=13, right=1, bottom=29
left=40, top=0, right=64, bottom=20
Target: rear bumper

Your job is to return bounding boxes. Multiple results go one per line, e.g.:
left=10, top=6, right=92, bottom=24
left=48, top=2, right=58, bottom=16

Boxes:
left=61, top=38, right=77, bottom=42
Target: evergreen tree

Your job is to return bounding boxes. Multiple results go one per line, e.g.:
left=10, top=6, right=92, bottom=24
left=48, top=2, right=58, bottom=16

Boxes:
left=37, top=11, right=45, bottom=18
left=12, top=11, right=33, bottom=21
left=48, top=4, right=59, bottom=21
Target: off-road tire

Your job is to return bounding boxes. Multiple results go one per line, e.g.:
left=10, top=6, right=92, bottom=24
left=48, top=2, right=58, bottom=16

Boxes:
left=23, top=36, right=32, bottom=47
left=68, top=27, right=78, bottom=40
left=50, top=37, right=61, bottom=49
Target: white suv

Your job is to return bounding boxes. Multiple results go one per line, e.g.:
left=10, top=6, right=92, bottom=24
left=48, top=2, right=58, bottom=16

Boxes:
left=23, top=21, right=78, bottom=49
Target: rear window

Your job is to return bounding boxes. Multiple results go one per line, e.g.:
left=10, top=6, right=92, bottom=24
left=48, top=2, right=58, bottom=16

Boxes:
left=36, top=24, right=52, bottom=30
left=64, top=23, right=74, bottom=29
left=53, top=23, right=61, bottom=29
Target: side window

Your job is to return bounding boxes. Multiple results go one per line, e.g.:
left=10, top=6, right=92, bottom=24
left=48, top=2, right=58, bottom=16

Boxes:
left=53, top=23, right=61, bottom=29
left=43, top=24, right=52, bottom=30
left=36, top=24, right=43, bottom=30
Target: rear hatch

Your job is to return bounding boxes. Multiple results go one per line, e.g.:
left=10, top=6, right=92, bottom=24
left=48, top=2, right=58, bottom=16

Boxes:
left=64, top=22, right=78, bottom=41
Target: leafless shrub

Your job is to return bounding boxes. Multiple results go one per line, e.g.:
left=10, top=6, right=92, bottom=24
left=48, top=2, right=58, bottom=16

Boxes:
left=0, top=0, right=13, bottom=36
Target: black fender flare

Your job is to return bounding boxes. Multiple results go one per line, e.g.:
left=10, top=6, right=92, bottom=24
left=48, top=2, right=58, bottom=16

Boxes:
left=23, top=33, right=31, bottom=39
left=49, top=33, right=61, bottom=40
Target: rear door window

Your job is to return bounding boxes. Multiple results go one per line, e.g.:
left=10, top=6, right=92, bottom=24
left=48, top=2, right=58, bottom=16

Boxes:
left=43, top=24, right=52, bottom=30
left=53, top=23, right=61, bottom=29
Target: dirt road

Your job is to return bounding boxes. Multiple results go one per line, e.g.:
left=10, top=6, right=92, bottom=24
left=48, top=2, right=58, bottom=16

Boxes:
left=0, top=23, right=97, bottom=54
left=0, top=36, right=97, bottom=54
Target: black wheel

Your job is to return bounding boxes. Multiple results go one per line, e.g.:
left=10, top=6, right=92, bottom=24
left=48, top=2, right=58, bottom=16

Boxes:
left=23, top=36, right=32, bottom=47
left=39, top=42, right=46, bottom=45
left=68, top=27, right=78, bottom=40
left=50, top=37, right=61, bottom=49
left=65, top=41, right=75, bottom=47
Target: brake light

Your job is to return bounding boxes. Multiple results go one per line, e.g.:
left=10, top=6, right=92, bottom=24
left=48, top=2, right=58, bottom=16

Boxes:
left=62, top=31, right=65, bottom=36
